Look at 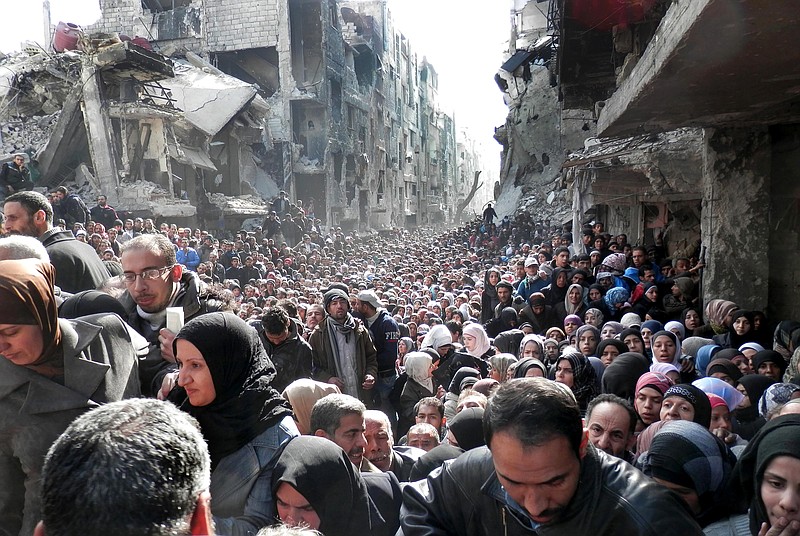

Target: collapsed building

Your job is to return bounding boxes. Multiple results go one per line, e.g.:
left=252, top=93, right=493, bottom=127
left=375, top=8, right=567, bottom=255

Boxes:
left=0, top=0, right=487, bottom=231
left=498, top=0, right=800, bottom=319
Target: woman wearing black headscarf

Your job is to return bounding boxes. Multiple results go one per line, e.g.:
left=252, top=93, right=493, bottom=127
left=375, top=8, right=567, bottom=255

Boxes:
left=735, top=374, right=778, bottom=441
left=272, top=435, right=392, bottom=536
left=551, top=350, right=598, bottom=413
left=713, top=310, right=758, bottom=349
left=601, top=352, right=651, bottom=401
left=446, top=406, right=486, bottom=451
left=0, top=259, right=143, bottom=535
left=170, top=312, right=299, bottom=535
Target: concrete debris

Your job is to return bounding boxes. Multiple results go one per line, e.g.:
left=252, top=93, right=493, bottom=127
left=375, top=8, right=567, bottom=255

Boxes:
left=0, top=111, right=60, bottom=157
left=207, top=193, right=271, bottom=216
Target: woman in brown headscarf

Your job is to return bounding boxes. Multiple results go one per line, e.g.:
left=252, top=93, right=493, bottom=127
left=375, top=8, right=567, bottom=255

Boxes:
left=0, top=259, right=143, bottom=535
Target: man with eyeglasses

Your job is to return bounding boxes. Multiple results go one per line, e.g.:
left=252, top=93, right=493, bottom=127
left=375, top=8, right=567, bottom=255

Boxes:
left=119, top=234, right=215, bottom=397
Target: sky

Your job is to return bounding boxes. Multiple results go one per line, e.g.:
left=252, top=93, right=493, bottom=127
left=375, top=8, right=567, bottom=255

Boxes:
left=1, top=0, right=510, bottom=178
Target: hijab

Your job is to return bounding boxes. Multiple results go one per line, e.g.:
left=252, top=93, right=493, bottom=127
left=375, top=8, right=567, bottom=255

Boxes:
left=404, top=351, right=434, bottom=393
left=462, top=322, right=491, bottom=358
left=585, top=307, right=604, bottom=327
left=448, top=407, right=486, bottom=451
left=650, top=330, right=682, bottom=366
left=551, top=351, right=598, bottom=409
left=638, top=420, right=736, bottom=527
left=693, top=376, right=745, bottom=412
left=282, top=379, right=341, bottom=435
left=758, top=383, right=800, bottom=419
left=663, top=384, right=712, bottom=429
left=448, top=367, right=480, bottom=396
left=172, top=312, right=293, bottom=468
left=513, top=356, right=548, bottom=379
left=729, top=415, right=800, bottom=535
left=696, top=344, right=723, bottom=376
left=724, top=310, right=757, bottom=348
left=752, top=350, right=787, bottom=377
left=409, top=444, right=464, bottom=481
left=604, top=286, right=630, bottom=311
left=596, top=339, right=628, bottom=361
left=601, top=352, right=650, bottom=401
left=664, top=321, right=686, bottom=340
left=564, top=283, right=585, bottom=315
left=272, top=436, right=373, bottom=536
left=0, top=259, right=62, bottom=377
left=574, top=325, right=600, bottom=356
left=518, top=334, right=544, bottom=360
left=636, top=372, right=674, bottom=399
left=705, top=299, right=739, bottom=334
left=773, top=320, right=800, bottom=359
left=489, top=353, right=517, bottom=381
left=705, top=358, right=743, bottom=384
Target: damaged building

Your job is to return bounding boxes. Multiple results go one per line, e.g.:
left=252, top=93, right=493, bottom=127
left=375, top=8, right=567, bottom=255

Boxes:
left=3, top=0, right=485, bottom=231
left=498, top=0, right=800, bottom=319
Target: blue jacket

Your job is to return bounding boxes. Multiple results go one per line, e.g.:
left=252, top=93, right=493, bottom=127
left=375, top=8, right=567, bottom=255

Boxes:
left=367, top=309, right=401, bottom=372
left=176, top=247, right=200, bottom=271
left=211, top=415, right=299, bottom=536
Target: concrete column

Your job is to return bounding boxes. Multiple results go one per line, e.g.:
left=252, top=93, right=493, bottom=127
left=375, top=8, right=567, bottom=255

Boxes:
left=80, top=57, right=120, bottom=204
left=700, top=127, right=771, bottom=310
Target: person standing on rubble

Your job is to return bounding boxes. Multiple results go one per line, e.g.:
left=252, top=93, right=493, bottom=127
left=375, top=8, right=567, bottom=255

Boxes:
left=0, top=153, right=33, bottom=195
left=54, top=185, right=90, bottom=229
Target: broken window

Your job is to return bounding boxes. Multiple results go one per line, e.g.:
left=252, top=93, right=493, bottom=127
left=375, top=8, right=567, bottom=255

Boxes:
left=289, top=0, right=324, bottom=88
left=331, top=79, right=342, bottom=123
left=213, top=48, right=280, bottom=97
left=329, top=0, right=339, bottom=29
left=141, top=0, right=191, bottom=12
left=354, top=47, right=376, bottom=87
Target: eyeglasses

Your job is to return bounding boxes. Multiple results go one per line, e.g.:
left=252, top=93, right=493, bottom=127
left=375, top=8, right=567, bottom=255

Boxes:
left=120, top=266, right=173, bottom=284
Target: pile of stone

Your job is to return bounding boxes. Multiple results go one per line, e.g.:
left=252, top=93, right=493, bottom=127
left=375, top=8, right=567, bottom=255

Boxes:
left=0, top=112, right=61, bottom=158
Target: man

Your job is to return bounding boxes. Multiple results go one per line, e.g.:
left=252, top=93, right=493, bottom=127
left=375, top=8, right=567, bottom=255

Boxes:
left=355, top=290, right=400, bottom=415
left=176, top=237, right=201, bottom=272
left=413, top=397, right=444, bottom=437
left=552, top=246, right=571, bottom=269
left=482, top=203, right=497, bottom=225
left=401, top=378, right=703, bottom=535
left=119, top=234, right=210, bottom=396
left=310, top=393, right=373, bottom=471
left=35, top=398, right=213, bottom=536
left=207, top=250, right=226, bottom=283
left=493, top=281, right=514, bottom=318
left=309, top=288, right=378, bottom=405
left=53, top=186, right=90, bottom=228
left=631, top=245, right=665, bottom=282
left=197, top=235, right=215, bottom=263
left=239, top=255, right=264, bottom=288
left=570, top=229, right=594, bottom=257
left=3, top=191, right=109, bottom=293
left=584, top=394, right=637, bottom=462
left=225, top=255, right=245, bottom=286
left=260, top=305, right=313, bottom=392
left=89, top=195, right=118, bottom=230
left=106, top=227, right=121, bottom=256
left=515, top=257, right=545, bottom=302
left=406, top=423, right=440, bottom=452
left=0, top=153, right=33, bottom=194
left=364, top=410, right=425, bottom=482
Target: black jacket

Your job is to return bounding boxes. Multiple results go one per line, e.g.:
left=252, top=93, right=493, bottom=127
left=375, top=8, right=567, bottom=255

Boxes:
left=0, top=161, right=32, bottom=192
left=401, top=445, right=703, bottom=536
left=259, top=319, right=313, bottom=393
left=40, top=228, right=110, bottom=294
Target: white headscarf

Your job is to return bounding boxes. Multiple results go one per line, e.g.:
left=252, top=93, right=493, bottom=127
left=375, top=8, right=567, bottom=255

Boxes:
left=404, top=351, right=434, bottom=393
left=462, top=322, right=491, bottom=357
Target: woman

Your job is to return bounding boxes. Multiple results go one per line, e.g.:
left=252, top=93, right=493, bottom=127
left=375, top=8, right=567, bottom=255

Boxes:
left=714, top=310, right=758, bottom=349
left=703, top=299, right=740, bottom=338
left=640, top=319, right=664, bottom=357
left=621, top=327, right=647, bottom=355
left=735, top=374, right=778, bottom=440
left=660, top=384, right=712, bottom=429
left=706, top=415, right=800, bottom=536
left=638, top=420, right=737, bottom=528
left=171, top=312, right=299, bottom=534
left=597, top=338, right=628, bottom=367
left=446, top=406, right=486, bottom=451
left=551, top=351, right=598, bottom=412
left=397, top=336, right=415, bottom=368
left=449, top=323, right=492, bottom=378
left=282, top=379, right=341, bottom=435
left=480, top=268, right=501, bottom=324
left=488, top=353, right=517, bottom=383
left=518, top=334, right=545, bottom=362
left=575, top=325, right=601, bottom=357
left=542, top=267, right=570, bottom=307
left=601, top=352, right=650, bottom=401
left=554, top=283, right=587, bottom=325
left=0, top=259, right=142, bottom=535
left=512, top=356, right=548, bottom=379
left=585, top=307, right=604, bottom=328
left=563, top=314, right=583, bottom=339
left=632, top=282, right=660, bottom=320
left=665, top=320, right=686, bottom=341
left=272, top=436, right=386, bottom=536
left=599, top=321, right=624, bottom=340
left=399, top=352, right=436, bottom=438
left=634, top=372, right=674, bottom=428
left=681, top=307, right=705, bottom=336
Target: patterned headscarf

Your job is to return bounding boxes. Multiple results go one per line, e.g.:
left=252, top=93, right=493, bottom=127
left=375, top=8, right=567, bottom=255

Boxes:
left=758, top=383, right=800, bottom=419
left=551, top=351, right=598, bottom=410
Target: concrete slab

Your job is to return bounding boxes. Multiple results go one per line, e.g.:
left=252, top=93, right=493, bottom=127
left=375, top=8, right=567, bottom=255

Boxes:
left=598, top=0, right=800, bottom=136
left=161, top=61, right=258, bottom=136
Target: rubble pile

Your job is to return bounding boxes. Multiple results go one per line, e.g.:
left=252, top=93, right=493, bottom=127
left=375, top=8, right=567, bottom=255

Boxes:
left=207, top=193, right=271, bottom=216
left=0, top=112, right=60, bottom=157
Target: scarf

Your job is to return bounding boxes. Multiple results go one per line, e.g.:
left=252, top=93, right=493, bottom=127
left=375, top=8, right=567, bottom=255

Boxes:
left=327, top=314, right=360, bottom=396
left=0, top=260, right=63, bottom=377
left=601, top=352, right=650, bottom=401
left=663, top=384, right=712, bottom=429
left=404, top=351, right=434, bottom=393
left=705, top=299, right=739, bottom=334
left=170, top=312, right=292, bottom=468
left=272, top=436, right=374, bottom=536
left=650, top=330, right=682, bottom=366
left=550, top=351, right=598, bottom=410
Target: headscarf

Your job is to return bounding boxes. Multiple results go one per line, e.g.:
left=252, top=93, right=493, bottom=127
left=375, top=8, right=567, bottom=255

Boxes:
left=398, top=336, right=415, bottom=355
left=663, top=384, right=713, bottom=429
left=705, top=299, right=739, bottom=334
left=585, top=307, right=604, bottom=327
left=564, top=283, right=585, bottom=315
left=462, top=323, right=490, bottom=357
left=752, top=350, right=787, bottom=377
left=404, top=351, right=434, bottom=393
left=551, top=351, right=598, bottom=409
left=603, top=287, right=630, bottom=311
left=696, top=344, right=723, bottom=376
left=518, top=334, right=543, bottom=360
left=706, top=358, right=743, bottom=384
left=672, top=277, right=695, bottom=299
left=621, top=312, right=642, bottom=328
left=564, top=314, right=583, bottom=328
left=601, top=352, right=650, bottom=401
left=773, top=320, right=800, bottom=358
left=739, top=342, right=765, bottom=354
left=512, top=356, right=548, bottom=379
left=693, top=376, right=745, bottom=413
left=664, top=321, right=686, bottom=340
left=758, top=383, right=800, bottom=419
left=641, top=319, right=664, bottom=335
left=650, top=362, right=680, bottom=378
left=596, top=339, right=628, bottom=361
left=600, top=321, right=624, bottom=339
left=448, top=367, right=480, bottom=396
left=682, top=337, right=713, bottom=360
left=575, top=325, right=600, bottom=356
left=636, top=372, right=674, bottom=398
left=472, top=378, right=499, bottom=397
left=650, top=330, right=682, bottom=366
left=680, top=307, right=704, bottom=330
left=282, top=379, right=341, bottom=435
left=448, top=407, right=486, bottom=451
left=728, top=415, right=800, bottom=535
left=620, top=328, right=646, bottom=352
left=172, top=312, right=293, bottom=468
left=724, top=310, right=757, bottom=348
left=272, top=436, right=373, bottom=536
left=0, top=259, right=62, bottom=377
left=489, top=353, right=517, bottom=381
left=58, top=289, right=127, bottom=319
left=409, top=444, right=464, bottom=481
left=738, top=374, right=778, bottom=410
left=638, top=420, right=736, bottom=526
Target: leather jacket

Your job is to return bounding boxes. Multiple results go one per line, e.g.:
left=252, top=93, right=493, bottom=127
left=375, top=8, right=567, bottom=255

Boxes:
left=400, top=444, right=703, bottom=536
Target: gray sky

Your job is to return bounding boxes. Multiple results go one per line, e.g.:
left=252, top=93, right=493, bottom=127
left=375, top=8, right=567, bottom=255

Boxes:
left=1, top=0, right=509, bottom=177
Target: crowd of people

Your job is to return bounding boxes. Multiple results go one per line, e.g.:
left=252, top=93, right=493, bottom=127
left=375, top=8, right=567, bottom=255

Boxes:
left=1, top=186, right=800, bottom=536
